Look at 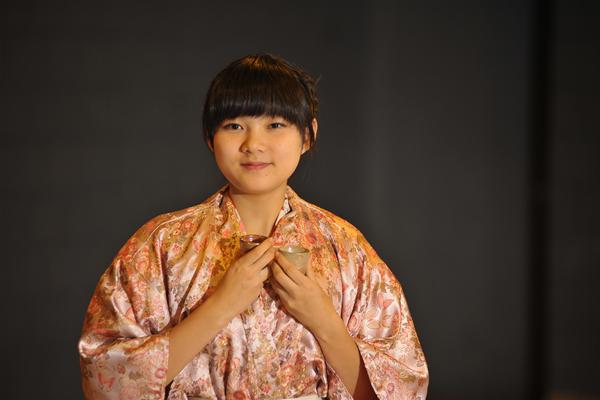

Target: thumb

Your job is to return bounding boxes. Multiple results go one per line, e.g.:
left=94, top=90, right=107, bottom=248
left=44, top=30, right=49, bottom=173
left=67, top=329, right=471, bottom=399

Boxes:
left=306, top=254, right=315, bottom=280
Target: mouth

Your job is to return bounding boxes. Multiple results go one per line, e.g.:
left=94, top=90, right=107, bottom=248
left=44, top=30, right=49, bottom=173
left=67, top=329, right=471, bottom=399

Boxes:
left=240, top=162, right=271, bottom=170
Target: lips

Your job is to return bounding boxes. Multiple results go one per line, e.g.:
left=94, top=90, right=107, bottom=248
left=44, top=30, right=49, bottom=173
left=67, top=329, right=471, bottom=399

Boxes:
left=241, top=162, right=271, bottom=170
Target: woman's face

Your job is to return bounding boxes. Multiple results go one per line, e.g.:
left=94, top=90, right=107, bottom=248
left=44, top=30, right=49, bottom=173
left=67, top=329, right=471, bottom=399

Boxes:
left=211, top=115, right=310, bottom=196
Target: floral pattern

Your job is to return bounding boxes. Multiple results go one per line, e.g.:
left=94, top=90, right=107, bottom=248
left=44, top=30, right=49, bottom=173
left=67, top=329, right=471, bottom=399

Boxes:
left=79, top=185, right=428, bottom=399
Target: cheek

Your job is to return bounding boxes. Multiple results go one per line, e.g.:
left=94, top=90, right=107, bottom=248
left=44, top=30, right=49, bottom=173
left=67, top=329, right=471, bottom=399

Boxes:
left=274, top=135, right=304, bottom=156
left=274, top=145, right=302, bottom=170
left=275, top=140, right=299, bottom=153
left=213, top=138, right=237, bottom=161
left=212, top=148, right=236, bottom=177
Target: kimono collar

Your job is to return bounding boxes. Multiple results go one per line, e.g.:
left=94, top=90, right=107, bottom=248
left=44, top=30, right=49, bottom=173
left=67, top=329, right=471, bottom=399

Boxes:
left=210, top=184, right=300, bottom=237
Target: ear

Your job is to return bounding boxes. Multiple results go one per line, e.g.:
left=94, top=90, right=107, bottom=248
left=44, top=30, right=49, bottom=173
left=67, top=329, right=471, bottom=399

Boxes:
left=301, top=118, right=318, bottom=155
left=206, top=138, right=214, bottom=153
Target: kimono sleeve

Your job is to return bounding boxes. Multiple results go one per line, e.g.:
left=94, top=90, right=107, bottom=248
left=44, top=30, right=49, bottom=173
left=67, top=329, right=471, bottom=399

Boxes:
left=332, top=233, right=429, bottom=400
left=78, top=219, right=172, bottom=399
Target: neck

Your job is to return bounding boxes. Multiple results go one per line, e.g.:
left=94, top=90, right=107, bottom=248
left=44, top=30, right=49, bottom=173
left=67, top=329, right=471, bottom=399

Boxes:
left=228, top=184, right=288, bottom=237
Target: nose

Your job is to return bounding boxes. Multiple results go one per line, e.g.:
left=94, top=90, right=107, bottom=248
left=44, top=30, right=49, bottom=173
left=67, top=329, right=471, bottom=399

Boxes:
left=240, top=127, right=265, bottom=153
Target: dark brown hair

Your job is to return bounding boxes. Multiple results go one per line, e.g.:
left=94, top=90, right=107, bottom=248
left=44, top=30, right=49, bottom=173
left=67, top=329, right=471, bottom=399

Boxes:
left=202, top=54, right=319, bottom=151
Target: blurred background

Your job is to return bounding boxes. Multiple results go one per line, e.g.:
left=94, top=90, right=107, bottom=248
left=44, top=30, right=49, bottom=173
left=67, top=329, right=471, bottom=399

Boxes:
left=1, top=1, right=598, bottom=399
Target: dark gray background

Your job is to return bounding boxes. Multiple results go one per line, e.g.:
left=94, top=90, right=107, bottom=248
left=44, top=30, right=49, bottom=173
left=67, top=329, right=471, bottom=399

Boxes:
left=1, top=1, right=598, bottom=399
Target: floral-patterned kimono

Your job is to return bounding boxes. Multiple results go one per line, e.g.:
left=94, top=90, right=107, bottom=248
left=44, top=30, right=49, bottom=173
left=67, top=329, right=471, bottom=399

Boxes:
left=79, top=185, right=428, bottom=399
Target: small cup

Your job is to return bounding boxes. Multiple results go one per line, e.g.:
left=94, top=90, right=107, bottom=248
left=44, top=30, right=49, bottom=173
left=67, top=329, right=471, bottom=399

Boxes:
left=239, top=234, right=268, bottom=255
left=277, top=245, right=309, bottom=275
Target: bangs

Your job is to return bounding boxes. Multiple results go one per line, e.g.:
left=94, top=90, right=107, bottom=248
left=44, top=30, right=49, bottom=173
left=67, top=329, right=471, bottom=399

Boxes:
left=203, top=54, right=317, bottom=147
left=209, top=72, right=308, bottom=127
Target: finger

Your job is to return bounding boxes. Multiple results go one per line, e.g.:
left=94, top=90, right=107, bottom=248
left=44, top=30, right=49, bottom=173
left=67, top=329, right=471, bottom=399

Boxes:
left=270, top=279, right=293, bottom=311
left=269, top=276, right=288, bottom=296
left=240, top=237, right=274, bottom=265
left=305, top=254, right=315, bottom=280
left=256, top=264, right=270, bottom=283
left=270, top=261, right=296, bottom=292
left=249, top=247, right=276, bottom=272
left=274, top=252, right=307, bottom=285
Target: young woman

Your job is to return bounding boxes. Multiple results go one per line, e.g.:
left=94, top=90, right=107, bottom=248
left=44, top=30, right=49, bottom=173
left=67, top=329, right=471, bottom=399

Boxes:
left=79, top=54, right=429, bottom=400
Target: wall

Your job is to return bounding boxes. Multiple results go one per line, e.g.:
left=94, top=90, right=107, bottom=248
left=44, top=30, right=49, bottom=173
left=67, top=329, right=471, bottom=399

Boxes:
left=1, top=1, right=597, bottom=398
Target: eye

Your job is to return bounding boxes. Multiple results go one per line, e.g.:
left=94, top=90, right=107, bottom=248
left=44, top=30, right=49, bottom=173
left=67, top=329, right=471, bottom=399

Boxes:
left=222, top=122, right=243, bottom=130
left=269, top=121, right=287, bottom=129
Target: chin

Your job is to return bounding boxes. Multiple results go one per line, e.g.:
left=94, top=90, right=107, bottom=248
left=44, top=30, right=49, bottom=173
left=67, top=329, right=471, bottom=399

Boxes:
left=229, top=179, right=288, bottom=195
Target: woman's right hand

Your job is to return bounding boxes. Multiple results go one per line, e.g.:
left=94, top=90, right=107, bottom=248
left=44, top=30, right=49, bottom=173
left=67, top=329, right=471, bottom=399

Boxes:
left=210, top=237, right=275, bottom=319
left=166, top=238, right=275, bottom=383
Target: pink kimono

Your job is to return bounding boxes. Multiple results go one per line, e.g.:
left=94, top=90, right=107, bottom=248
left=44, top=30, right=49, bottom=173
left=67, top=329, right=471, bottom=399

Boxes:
left=79, top=185, right=428, bottom=399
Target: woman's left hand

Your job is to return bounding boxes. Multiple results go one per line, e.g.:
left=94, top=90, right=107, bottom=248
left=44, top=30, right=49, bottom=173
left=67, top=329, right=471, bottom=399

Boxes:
left=271, top=252, right=374, bottom=399
left=270, top=251, right=338, bottom=335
